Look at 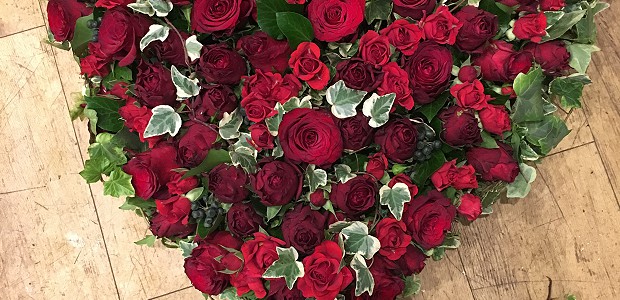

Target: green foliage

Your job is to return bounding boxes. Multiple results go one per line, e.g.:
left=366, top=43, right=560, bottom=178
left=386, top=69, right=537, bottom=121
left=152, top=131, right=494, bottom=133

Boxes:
left=365, top=0, right=393, bottom=23
left=480, top=131, right=500, bottom=149
left=80, top=157, right=114, bottom=183
left=379, top=182, right=412, bottom=220
left=326, top=80, right=368, bottom=119
left=567, top=43, right=600, bottom=74
left=506, top=163, right=537, bottom=198
left=417, top=93, right=448, bottom=122
left=185, top=35, right=203, bottom=61
left=549, top=74, right=592, bottom=110
left=179, top=241, right=198, bottom=258
left=524, top=115, right=570, bottom=155
left=103, top=169, right=135, bottom=198
left=185, top=187, right=205, bottom=202
left=119, top=197, right=157, bottom=211
left=183, top=149, right=232, bottom=178
left=340, top=221, right=381, bottom=259
left=257, top=0, right=304, bottom=39
left=84, top=96, right=124, bottom=132
left=230, top=146, right=258, bottom=173
left=512, top=67, right=545, bottom=123
left=350, top=253, right=374, bottom=296
left=143, top=105, right=183, bottom=138
left=334, top=164, right=357, bottom=183
left=70, top=14, right=95, bottom=57
left=362, top=93, right=396, bottom=128
left=410, top=151, right=446, bottom=186
left=262, top=247, right=305, bottom=289
left=543, top=10, right=587, bottom=41
left=139, top=24, right=170, bottom=51
left=88, top=133, right=127, bottom=166
left=402, top=275, right=422, bottom=297
left=276, top=12, right=314, bottom=49
left=171, top=65, right=200, bottom=98
left=102, top=64, right=133, bottom=90
left=265, top=103, right=286, bottom=135
left=219, top=109, right=243, bottom=140
left=134, top=235, right=156, bottom=247
left=305, top=165, right=328, bottom=193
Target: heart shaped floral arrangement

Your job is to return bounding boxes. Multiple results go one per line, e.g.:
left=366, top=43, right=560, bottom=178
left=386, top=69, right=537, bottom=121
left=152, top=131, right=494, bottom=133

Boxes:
left=47, top=0, right=605, bottom=298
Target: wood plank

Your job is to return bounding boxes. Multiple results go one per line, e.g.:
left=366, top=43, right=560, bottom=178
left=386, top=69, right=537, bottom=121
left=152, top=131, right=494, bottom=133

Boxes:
left=0, top=0, right=44, bottom=38
left=0, top=27, right=117, bottom=299
left=151, top=287, right=201, bottom=300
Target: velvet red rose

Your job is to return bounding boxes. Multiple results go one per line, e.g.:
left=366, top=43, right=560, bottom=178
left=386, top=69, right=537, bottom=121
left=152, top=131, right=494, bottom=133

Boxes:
left=307, top=0, right=365, bottom=42
left=402, top=190, right=456, bottom=249
left=47, top=0, right=92, bottom=42
left=297, top=241, right=354, bottom=300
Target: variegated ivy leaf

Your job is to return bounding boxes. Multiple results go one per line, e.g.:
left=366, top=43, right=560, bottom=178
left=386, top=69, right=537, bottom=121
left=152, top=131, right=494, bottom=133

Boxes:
left=362, top=93, right=396, bottom=128
left=179, top=241, right=198, bottom=258
left=326, top=80, right=368, bottom=119
left=265, top=103, right=286, bottom=136
left=230, top=146, right=257, bottom=173
left=351, top=253, right=374, bottom=297
left=266, top=206, right=282, bottom=221
left=506, top=163, right=537, bottom=198
left=282, top=95, right=312, bottom=111
left=219, top=109, right=243, bottom=140
left=234, top=132, right=255, bottom=150
left=149, top=0, right=173, bottom=17
left=128, top=0, right=155, bottom=16
left=139, top=24, right=170, bottom=51
left=340, top=221, right=381, bottom=259
left=305, top=165, right=328, bottom=193
left=379, top=182, right=411, bottom=220
left=334, top=164, right=356, bottom=183
left=263, top=247, right=305, bottom=290
left=171, top=65, right=200, bottom=99
left=185, top=35, right=203, bottom=61
left=185, top=187, right=204, bottom=202
left=567, top=44, right=600, bottom=74
left=143, top=105, right=182, bottom=138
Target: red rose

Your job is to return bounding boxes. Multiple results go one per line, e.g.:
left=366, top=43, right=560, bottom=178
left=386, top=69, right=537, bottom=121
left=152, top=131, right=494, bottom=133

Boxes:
left=397, top=244, right=427, bottom=275
left=237, top=31, right=292, bottom=73
left=453, top=165, right=478, bottom=190
left=402, top=190, right=456, bottom=249
left=458, top=65, right=479, bottom=82
left=513, top=12, right=547, bottom=43
left=523, top=41, right=571, bottom=75
left=251, top=160, right=303, bottom=206
left=473, top=40, right=532, bottom=82
left=541, top=0, right=566, bottom=10
left=279, top=108, right=344, bottom=167
left=289, top=42, right=331, bottom=90
left=80, top=47, right=111, bottom=77
left=374, top=118, right=418, bottom=163
left=430, top=160, right=459, bottom=191
left=47, top=0, right=92, bottom=42
left=359, top=30, right=392, bottom=66
left=297, top=241, right=354, bottom=300
left=191, top=0, right=254, bottom=34
left=388, top=174, right=419, bottom=198
left=145, top=31, right=189, bottom=66
left=380, top=19, right=424, bottom=56
left=95, top=0, right=133, bottom=8
left=230, top=268, right=267, bottom=298
left=226, top=203, right=264, bottom=237
left=98, top=7, right=151, bottom=66
left=208, top=164, right=249, bottom=203
left=450, top=79, right=492, bottom=110
left=242, top=233, right=285, bottom=276
left=177, top=122, right=218, bottom=167
left=307, top=0, right=365, bottom=42
left=458, top=193, right=482, bottom=221
left=166, top=172, right=199, bottom=195
left=422, top=6, right=463, bottom=45
left=403, top=41, right=453, bottom=104
left=393, top=0, right=437, bottom=20
left=197, top=44, right=247, bottom=85
left=334, top=111, right=375, bottom=151
left=249, top=123, right=274, bottom=151
left=240, top=94, right=277, bottom=123
left=135, top=61, right=177, bottom=108
left=331, top=175, right=378, bottom=216
left=479, top=105, right=511, bottom=135
left=466, top=145, right=520, bottom=182
left=354, top=256, right=405, bottom=300
left=123, top=144, right=180, bottom=199
left=376, top=218, right=412, bottom=260
left=335, top=58, right=383, bottom=92
left=310, top=190, right=327, bottom=207
left=155, top=195, right=192, bottom=225
left=366, top=152, right=388, bottom=180
left=501, top=86, right=517, bottom=98
left=150, top=213, right=196, bottom=238
left=455, top=6, right=498, bottom=53
left=242, top=70, right=302, bottom=104
left=119, top=102, right=161, bottom=147
left=281, top=204, right=327, bottom=255
left=129, top=163, right=158, bottom=198
left=267, top=278, right=304, bottom=300
left=190, top=84, right=238, bottom=121
left=378, top=62, right=414, bottom=110
left=439, top=106, right=482, bottom=147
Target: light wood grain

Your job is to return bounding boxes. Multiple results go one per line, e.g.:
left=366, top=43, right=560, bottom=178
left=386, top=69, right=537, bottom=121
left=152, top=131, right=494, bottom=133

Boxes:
left=0, top=0, right=45, bottom=38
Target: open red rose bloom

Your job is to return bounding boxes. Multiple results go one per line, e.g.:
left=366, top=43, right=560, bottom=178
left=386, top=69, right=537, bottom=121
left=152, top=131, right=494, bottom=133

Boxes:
left=47, top=0, right=606, bottom=297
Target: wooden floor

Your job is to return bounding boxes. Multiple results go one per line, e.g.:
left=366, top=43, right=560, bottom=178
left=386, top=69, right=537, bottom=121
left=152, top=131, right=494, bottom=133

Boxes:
left=1, top=1, right=619, bottom=299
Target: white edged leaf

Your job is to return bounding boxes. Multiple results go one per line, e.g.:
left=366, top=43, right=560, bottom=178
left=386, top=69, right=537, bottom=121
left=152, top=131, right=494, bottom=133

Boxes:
left=305, top=165, right=328, bottom=193
left=185, top=35, right=203, bottom=61
left=230, top=146, right=258, bottom=173
left=179, top=241, right=198, bottom=258
left=218, top=109, right=243, bottom=140
left=140, top=24, right=170, bottom=51
left=185, top=187, right=204, bottom=202
left=506, top=163, right=537, bottom=198
left=171, top=65, right=200, bottom=99
left=262, top=247, right=305, bottom=290
left=340, top=221, right=381, bottom=259
left=351, top=253, right=374, bottom=296
left=362, top=93, right=396, bottom=128
left=143, top=105, right=182, bottom=138
left=334, top=164, right=356, bottom=183
left=265, top=103, right=286, bottom=136
left=567, top=43, right=600, bottom=74
left=326, top=80, right=367, bottom=119
left=148, top=0, right=173, bottom=17
left=379, top=182, right=411, bottom=220
left=128, top=0, right=155, bottom=16
left=282, top=95, right=312, bottom=111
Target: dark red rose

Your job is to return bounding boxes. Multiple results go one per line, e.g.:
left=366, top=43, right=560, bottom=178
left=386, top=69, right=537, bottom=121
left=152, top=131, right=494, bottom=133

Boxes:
left=209, top=164, right=249, bottom=203
left=97, top=7, right=151, bottom=66
left=309, top=190, right=327, bottom=207
left=334, top=111, right=375, bottom=151
left=458, top=65, right=479, bottom=82
left=307, top=0, right=365, bottom=42
left=252, top=160, right=303, bottom=206
left=289, top=42, right=331, bottom=90
left=134, top=61, right=177, bottom=108
left=177, top=122, right=218, bottom=167
left=439, top=106, right=482, bottom=147
left=123, top=144, right=180, bottom=199
left=145, top=31, right=189, bottom=66
left=455, top=6, right=498, bottom=53
left=458, top=193, right=482, bottom=221
left=249, top=123, right=274, bottom=151
left=197, top=44, right=247, bottom=85
left=242, top=70, right=302, bottom=104
left=166, top=172, right=199, bottom=196
left=497, top=0, right=537, bottom=10
left=380, top=19, right=424, bottom=56
left=241, top=233, right=285, bottom=276
left=366, top=153, right=388, bottom=180
left=397, top=244, right=427, bottom=275
left=281, top=204, right=327, bottom=255
left=335, top=58, right=383, bottom=92
left=421, top=6, right=463, bottom=45
left=403, top=41, right=453, bottom=104
left=473, top=40, right=532, bottom=82
left=402, top=190, right=456, bottom=249
left=541, top=0, right=566, bottom=10
left=450, top=79, right=491, bottom=110
left=479, top=105, right=511, bottom=135
left=297, top=241, right=354, bottom=300
left=453, top=165, right=478, bottom=190
left=119, top=102, right=161, bottom=147
left=376, top=218, right=412, bottom=260
left=155, top=195, right=191, bottom=225
left=47, top=0, right=92, bottom=42
left=393, top=0, right=436, bottom=20
left=279, top=108, right=344, bottom=167
left=95, top=0, right=133, bottom=8
left=513, top=12, right=547, bottom=43
left=430, top=160, right=478, bottom=190
left=227, top=203, right=264, bottom=237
left=268, top=278, right=305, bottom=300
left=80, top=47, right=111, bottom=77
left=354, top=256, right=405, bottom=300
left=378, top=62, right=415, bottom=110
left=359, top=30, right=392, bottom=66
left=523, top=41, right=571, bottom=75
left=240, top=94, right=277, bottom=123
left=150, top=213, right=196, bottom=238
left=230, top=268, right=267, bottom=298
left=191, top=0, right=254, bottom=34
left=466, top=145, right=520, bottom=182
left=190, top=84, right=238, bottom=121
left=330, top=175, right=378, bottom=216
left=237, top=31, right=292, bottom=73
left=388, top=174, right=419, bottom=198
left=374, top=118, right=418, bottom=163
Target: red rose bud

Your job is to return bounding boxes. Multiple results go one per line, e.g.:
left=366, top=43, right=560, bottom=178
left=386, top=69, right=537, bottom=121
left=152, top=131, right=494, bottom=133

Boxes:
left=439, top=106, right=483, bottom=147
left=378, top=62, right=415, bottom=110
left=252, top=160, right=303, bottom=206
left=331, top=175, right=378, bottom=216
left=197, top=44, right=247, bottom=85
left=366, top=152, right=388, bottom=180
left=359, top=30, right=392, bottom=66
left=47, top=0, right=92, bottom=42
left=119, top=102, right=161, bottom=147
left=249, top=123, right=274, bottom=151
left=145, top=31, right=189, bottom=66
left=208, top=164, right=249, bottom=203
left=334, top=111, right=375, bottom=151
left=289, top=42, right=331, bottom=90
left=308, top=0, right=365, bottom=42
left=226, top=203, right=264, bottom=238
left=97, top=7, right=152, bottom=66
left=281, top=204, right=327, bottom=255
left=402, top=190, right=456, bottom=249
left=513, top=12, right=547, bottom=43
left=479, top=105, right=512, bottom=135
left=230, top=268, right=267, bottom=298
left=541, top=0, right=566, bottom=11
left=375, top=118, right=419, bottom=163
left=458, top=193, right=482, bottom=221
left=190, top=84, right=237, bottom=121
left=501, top=86, right=517, bottom=98
left=191, top=0, right=254, bottom=34
left=150, top=213, right=196, bottom=238
left=393, top=0, right=437, bottom=20
left=237, top=31, right=293, bottom=73
left=177, top=122, right=218, bottom=168
left=155, top=195, right=192, bottom=225
left=403, top=41, right=453, bottom=104
left=421, top=5, right=463, bottom=45
left=455, top=6, right=499, bottom=53
left=375, top=218, right=412, bottom=260
left=135, top=61, right=177, bottom=108
left=466, top=145, right=520, bottom=182
left=450, top=79, right=492, bottom=110
left=388, top=174, right=419, bottom=198
left=297, top=241, right=354, bottom=300
left=309, top=190, right=327, bottom=207
left=335, top=58, right=383, bottom=92
left=166, top=172, right=199, bottom=196
left=523, top=41, right=571, bottom=75
left=380, top=19, right=424, bottom=56
left=458, top=65, right=479, bottom=83
left=473, top=40, right=532, bottom=82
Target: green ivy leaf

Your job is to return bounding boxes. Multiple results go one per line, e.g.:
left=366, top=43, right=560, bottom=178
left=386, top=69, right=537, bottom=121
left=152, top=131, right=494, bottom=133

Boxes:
left=326, top=80, right=368, bottom=119
left=512, top=67, right=544, bottom=123
left=80, top=157, right=114, bottom=183
left=103, top=169, right=135, bottom=198
left=506, top=163, right=537, bottom=198
left=82, top=108, right=98, bottom=134
left=266, top=206, right=282, bottom=221
left=257, top=0, right=303, bottom=39
left=334, top=164, right=357, bottom=183
left=543, top=10, right=587, bottom=41
left=219, top=109, right=243, bottom=140
left=84, top=96, right=123, bottom=132
left=282, top=96, right=312, bottom=111
left=417, top=93, right=448, bottom=122
left=524, top=115, right=570, bottom=155
left=350, top=253, right=375, bottom=296
left=305, top=165, right=328, bottom=193
left=365, top=0, right=393, bottom=23
left=265, top=103, right=286, bottom=136
left=549, top=74, right=592, bottom=110
left=340, top=221, right=381, bottom=259
left=480, top=130, right=500, bottom=149
left=180, top=241, right=198, bottom=258
left=379, top=182, right=412, bottom=220
left=119, top=197, right=157, bottom=211
left=70, top=14, right=95, bottom=58
left=171, top=65, right=200, bottom=98
left=102, top=63, right=133, bottom=90
left=182, top=149, right=232, bottom=179
left=276, top=12, right=314, bottom=49
left=410, top=151, right=446, bottom=186
left=139, top=24, right=170, bottom=51
left=149, top=0, right=173, bottom=17
left=230, top=146, right=258, bottom=173
left=185, top=35, right=203, bottom=61
left=134, top=235, right=156, bottom=247
left=262, top=247, right=305, bottom=289
left=185, top=187, right=205, bottom=202
left=402, top=275, right=422, bottom=297
left=567, top=44, right=600, bottom=74
left=362, top=93, right=396, bottom=128
left=88, top=132, right=127, bottom=166
left=143, top=105, right=182, bottom=138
